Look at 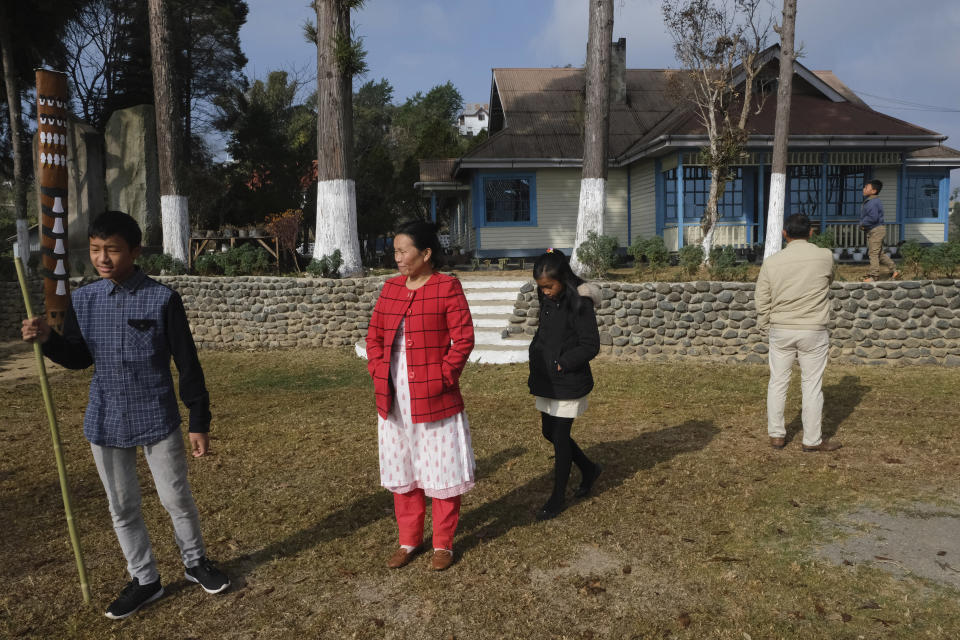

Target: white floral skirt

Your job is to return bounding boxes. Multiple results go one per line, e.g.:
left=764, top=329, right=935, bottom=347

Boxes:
left=377, top=322, right=475, bottom=499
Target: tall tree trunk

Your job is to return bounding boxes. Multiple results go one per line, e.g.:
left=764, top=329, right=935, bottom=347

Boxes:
left=701, top=166, right=724, bottom=262
left=314, top=0, right=362, bottom=276
left=570, top=0, right=614, bottom=277
left=763, top=0, right=798, bottom=260
left=0, top=8, right=29, bottom=269
left=148, top=0, right=189, bottom=263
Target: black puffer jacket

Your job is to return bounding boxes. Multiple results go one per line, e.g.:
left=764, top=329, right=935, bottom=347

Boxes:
left=527, top=283, right=601, bottom=399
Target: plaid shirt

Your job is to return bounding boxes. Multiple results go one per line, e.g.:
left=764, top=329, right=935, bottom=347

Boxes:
left=42, top=268, right=211, bottom=448
left=366, top=273, right=474, bottom=423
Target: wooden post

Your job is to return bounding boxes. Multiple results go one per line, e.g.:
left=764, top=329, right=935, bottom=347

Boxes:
left=763, top=0, right=798, bottom=259
left=36, top=70, right=71, bottom=334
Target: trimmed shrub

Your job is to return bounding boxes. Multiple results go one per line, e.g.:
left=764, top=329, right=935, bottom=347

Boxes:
left=628, top=235, right=670, bottom=278
left=708, top=245, right=748, bottom=281
left=136, top=253, right=187, bottom=275
left=678, top=244, right=704, bottom=277
left=575, top=231, right=619, bottom=278
left=307, top=250, right=343, bottom=278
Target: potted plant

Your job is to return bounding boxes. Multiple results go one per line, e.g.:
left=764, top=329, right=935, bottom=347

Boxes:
left=222, top=224, right=238, bottom=238
left=851, top=246, right=866, bottom=262
left=237, top=226, right=249, bottom=238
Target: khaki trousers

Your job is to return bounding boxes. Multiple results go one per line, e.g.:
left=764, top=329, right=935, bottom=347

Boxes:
left=767, top=328, right=830, bottom=447
left=866, top=226, right=896, bottom=277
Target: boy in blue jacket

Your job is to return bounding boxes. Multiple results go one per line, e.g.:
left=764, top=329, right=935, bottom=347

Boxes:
left=860, top=179, right=900, bottom=282
left=21, top=211, right=229, bottom=619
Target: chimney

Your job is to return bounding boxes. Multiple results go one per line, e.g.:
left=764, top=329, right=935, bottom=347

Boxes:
left=610, top=38, right=627, bottom=105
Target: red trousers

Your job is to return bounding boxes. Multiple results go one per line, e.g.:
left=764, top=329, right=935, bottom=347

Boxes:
left=393, top=489, right=461, bottom=550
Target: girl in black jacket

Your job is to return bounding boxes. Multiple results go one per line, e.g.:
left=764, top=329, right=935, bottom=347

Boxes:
left=528, top=249, right=602, bottom=520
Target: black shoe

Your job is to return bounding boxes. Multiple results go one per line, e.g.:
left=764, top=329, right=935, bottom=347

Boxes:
left=105, top=578, right=164, bottom=620
left=185, top=557, right=230, bottom=594
left=574, top=464, right=603, bottom=498
left=536, top=499, right=565, bottom=521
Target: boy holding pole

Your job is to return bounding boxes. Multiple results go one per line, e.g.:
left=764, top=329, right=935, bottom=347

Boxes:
left=21, top=210, right=229, bottom=619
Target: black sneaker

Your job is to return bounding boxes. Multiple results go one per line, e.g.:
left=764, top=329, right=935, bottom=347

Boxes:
left=105, top=578, right=164, bottom=620
left=185, top=557, right=230, bottom=594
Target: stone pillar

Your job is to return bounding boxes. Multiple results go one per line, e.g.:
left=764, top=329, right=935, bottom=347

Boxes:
left=66, top=119, right=106, bottom=275
left=105, top=105, right=161, bottom=249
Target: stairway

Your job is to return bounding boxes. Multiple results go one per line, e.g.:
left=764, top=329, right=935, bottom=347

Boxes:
left=354, top=276, right=531, bottom=365
left=460, top=277, right=531, bottom=364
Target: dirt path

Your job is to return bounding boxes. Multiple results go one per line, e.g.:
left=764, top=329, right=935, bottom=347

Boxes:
left=0, top=340, right=63, bottom=384
left=818, top=502, right=960, bottom=590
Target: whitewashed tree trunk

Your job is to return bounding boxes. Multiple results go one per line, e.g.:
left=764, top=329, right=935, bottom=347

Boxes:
left=763, top=0, right=798, bottom=260
left=161, top=195, right=189, bottom=264
left=570, top=178, right=606, bottom=273
left=16, top=218, right=30, bottom=269
left=314, top=178, right=362, bottom=275
left=764, top=172, right=787, bottom=259
left=701, top=171, right=723, bottom=264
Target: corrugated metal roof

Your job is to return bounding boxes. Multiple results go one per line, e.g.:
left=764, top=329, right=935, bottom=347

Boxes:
left=418, top=159, right=458, bottom=182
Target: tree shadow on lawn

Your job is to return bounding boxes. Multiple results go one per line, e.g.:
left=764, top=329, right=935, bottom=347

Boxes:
left=454, top=419, right=720, bottom=556
left=784, top=375, right=870, bottom=444
left=204, top=445, right=527, bottom=592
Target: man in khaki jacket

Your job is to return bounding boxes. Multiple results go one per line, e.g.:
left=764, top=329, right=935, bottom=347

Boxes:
left=756, top=214, right=841, bottom=452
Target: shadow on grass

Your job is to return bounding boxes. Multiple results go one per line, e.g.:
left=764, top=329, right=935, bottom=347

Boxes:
left=784, top=375, right=870, bottom=444
left=454, top=420, right=719, bottom=556
left=203, top=445, right=527, bottom=591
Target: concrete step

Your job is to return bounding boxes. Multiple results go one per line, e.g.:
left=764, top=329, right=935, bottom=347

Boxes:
left=464, top=290, right=521, bottom=301
left=467, top=303, right=515, bottom=315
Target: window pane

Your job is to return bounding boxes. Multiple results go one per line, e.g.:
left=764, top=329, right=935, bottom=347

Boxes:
left=484, top=178, right=531, bottom=223
left=826, top=165, right=866, bottom=217
left=788, top=165, right=821, bottom=216
left=906, top=176, right=940, bottom=219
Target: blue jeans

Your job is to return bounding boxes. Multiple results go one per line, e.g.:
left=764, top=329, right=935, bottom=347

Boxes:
left=90, top=428, right=206, bottom=584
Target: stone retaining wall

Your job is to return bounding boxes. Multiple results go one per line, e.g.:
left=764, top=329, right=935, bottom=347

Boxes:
left=1, top=275, right=387, bottom=349
left=6, top=276, right=960, bottom=366
left=508, top=280, right=960, bottom=366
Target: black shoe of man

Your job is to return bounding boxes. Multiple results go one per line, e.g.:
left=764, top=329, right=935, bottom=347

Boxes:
left=105, top=578, right=164, bottom=620
left=185, top=557, right=231, bottom=594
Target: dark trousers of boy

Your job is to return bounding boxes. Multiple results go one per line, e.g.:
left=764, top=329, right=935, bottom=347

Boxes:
left=91, top=428, right=205, bottom=584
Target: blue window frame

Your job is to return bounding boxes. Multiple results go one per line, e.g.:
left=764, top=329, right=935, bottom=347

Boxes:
left=826, top=165, right=868, bottom=217
left=788, top=165, right=821, bottom=216
left=477, top=173, right=537, bottom=226
left=664, top=166, right=746, bottom=221
left=904, top=174, right=943, bottom=220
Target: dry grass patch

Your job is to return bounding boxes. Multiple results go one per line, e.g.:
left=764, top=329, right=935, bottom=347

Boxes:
left=2, top=350, right=959, bottom=639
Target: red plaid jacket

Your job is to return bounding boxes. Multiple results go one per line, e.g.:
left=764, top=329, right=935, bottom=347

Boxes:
left=366, top=273, right=474, bottom=423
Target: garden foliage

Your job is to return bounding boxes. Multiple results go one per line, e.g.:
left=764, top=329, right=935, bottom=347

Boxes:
left=575, top=231, right=619, bottom=279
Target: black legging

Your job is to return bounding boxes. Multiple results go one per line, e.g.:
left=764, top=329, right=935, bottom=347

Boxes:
left=540, top=412, right=594, bottom=508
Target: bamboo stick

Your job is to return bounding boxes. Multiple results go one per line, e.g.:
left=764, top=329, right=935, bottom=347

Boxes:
left=14, top=252, right=91, bottom=604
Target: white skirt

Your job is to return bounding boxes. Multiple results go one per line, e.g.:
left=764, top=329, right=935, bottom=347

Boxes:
left=377, top=322, right=475, bottom=499
left=535, top=395, right=589, bottom=418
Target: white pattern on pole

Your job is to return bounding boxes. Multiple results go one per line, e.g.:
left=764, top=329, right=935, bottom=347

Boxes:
left=570, top=178, right=606, bottom=275
left=161, top=194, right=189, bottom=264
left=314, top=179, right=362, bottom=276
left=764, top=172, right=787, bottom=260
left=16, top=218, right=30, bottom=270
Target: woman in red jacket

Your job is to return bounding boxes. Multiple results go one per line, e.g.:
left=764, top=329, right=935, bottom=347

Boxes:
left=366, top=221, right=475, bottom=571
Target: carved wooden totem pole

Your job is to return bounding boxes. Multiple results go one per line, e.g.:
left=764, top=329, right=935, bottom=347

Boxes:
left=36, top=70, right=70, bottom=333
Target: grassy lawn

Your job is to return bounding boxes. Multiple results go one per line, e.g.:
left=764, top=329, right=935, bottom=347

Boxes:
left=2, top=350, right=959, bottom=639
